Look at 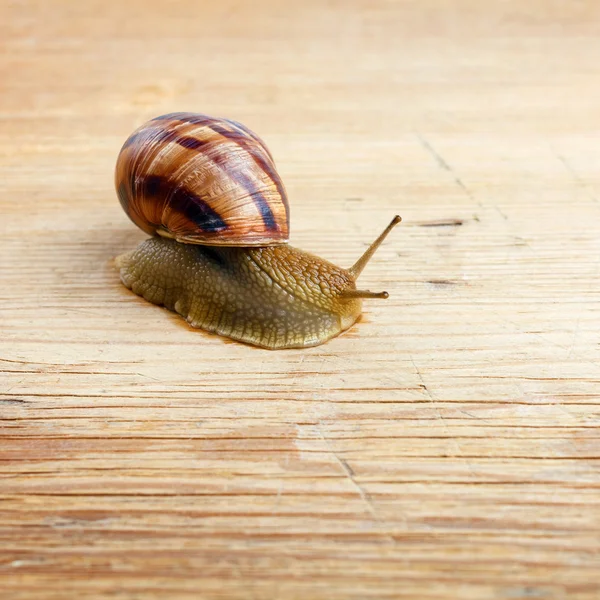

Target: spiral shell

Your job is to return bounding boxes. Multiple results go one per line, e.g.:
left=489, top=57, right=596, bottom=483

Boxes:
left=115, top=112, right=290, bottom=246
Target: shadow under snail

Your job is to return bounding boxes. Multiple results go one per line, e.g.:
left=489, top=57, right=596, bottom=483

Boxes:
left=115, top=112, right=400, bottom=349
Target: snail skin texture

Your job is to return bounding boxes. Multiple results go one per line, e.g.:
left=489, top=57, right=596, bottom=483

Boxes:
left=115, top=112, right=400, bottom=349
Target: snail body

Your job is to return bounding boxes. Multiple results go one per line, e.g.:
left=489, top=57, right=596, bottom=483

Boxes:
left=115, top=113, right=400, bottom=349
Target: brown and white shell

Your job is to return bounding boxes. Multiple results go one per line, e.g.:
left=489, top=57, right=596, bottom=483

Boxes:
left=115, top=112, right=290, bottom=246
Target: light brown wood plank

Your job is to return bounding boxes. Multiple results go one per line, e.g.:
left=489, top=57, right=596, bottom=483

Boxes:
left=1, top=0, right=600, bottom=598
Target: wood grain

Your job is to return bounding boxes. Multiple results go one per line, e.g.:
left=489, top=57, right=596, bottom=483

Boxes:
left=1, top=1, right=599, bottom=598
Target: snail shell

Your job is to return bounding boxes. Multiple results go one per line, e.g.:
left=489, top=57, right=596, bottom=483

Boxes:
left=115, top=112, right=290, bottom=246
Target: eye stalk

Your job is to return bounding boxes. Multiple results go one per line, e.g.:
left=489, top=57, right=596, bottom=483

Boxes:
left=341, top=215, right=402, bottom=300
left=340, top=289, right=389, bottom=300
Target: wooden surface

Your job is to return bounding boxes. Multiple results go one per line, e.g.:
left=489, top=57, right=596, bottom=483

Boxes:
left=2, top=1, right=600, bottom=598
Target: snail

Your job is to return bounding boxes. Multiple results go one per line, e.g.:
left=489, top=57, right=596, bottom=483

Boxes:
left=115, top=112, right=400, bottom=349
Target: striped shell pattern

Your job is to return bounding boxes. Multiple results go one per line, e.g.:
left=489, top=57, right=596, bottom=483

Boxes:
left=115, top=113, right=290, bottom=246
